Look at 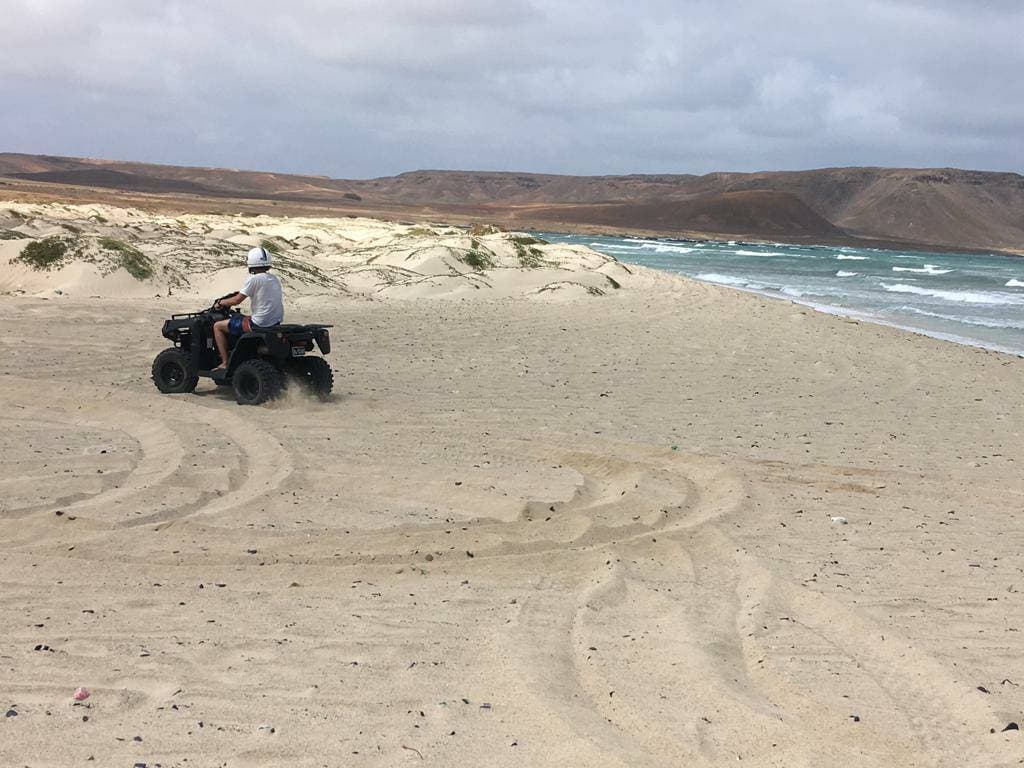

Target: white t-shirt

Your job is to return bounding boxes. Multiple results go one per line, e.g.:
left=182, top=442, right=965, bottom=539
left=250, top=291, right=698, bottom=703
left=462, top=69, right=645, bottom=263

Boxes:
left=240, top=272, right=284, bottom=327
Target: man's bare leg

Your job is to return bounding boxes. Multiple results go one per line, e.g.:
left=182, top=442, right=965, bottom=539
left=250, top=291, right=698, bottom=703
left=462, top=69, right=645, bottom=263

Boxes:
left=213, top=319, right=230, bottom=370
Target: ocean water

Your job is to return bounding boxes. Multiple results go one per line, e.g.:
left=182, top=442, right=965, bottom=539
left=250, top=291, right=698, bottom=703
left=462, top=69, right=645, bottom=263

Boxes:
left=540, top=233, right=1024, bottom=356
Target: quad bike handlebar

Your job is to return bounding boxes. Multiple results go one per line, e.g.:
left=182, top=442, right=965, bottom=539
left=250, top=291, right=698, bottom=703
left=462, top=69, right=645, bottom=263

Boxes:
left=212, top=292, right=240, bottom=310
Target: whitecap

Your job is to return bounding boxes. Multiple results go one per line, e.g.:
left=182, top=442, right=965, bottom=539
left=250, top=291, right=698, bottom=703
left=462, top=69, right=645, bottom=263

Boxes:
left=880, top=283, right=1019, bottom=305
left=836, top=271, right=858, bottom=277
left=781, top=287, right=805, bottom=297
left=694, top=273, right=750, bottom=287
left=640, top=243, right=696, bottom=254
left=892, top=264, right=953, bottom=275
left=613, top=238, right=696, bottom=254
left=592, top=243, right=641, bottom=250
left=1006, top=279, right=1024, bottom=287
left=734, top=249, right=786, bottom=257
left=837, top=255, right=869, bottom=260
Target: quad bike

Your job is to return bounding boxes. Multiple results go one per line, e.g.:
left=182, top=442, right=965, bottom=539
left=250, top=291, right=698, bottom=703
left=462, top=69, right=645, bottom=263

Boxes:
left=152, top=294, right=333, bottom=405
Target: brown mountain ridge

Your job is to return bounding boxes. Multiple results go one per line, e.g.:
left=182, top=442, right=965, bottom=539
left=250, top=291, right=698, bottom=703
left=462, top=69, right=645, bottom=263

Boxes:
left=1, top=153, right=1021, bottom=253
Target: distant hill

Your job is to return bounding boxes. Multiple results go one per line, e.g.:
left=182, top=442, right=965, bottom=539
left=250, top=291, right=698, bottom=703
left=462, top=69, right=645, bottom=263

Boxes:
left=505, top=191, right=846, bottom=239
left=1, top=153, right=1021, bottom=253
left=0, top=154, right=355, bottom=202
left=679, top=168, right=1024, bottom=253
left=11, top=168, right=218, bottom=196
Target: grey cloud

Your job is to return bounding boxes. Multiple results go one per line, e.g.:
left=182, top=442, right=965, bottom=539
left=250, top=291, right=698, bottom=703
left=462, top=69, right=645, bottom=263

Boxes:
left=1, top=0, right=1021, bottom=177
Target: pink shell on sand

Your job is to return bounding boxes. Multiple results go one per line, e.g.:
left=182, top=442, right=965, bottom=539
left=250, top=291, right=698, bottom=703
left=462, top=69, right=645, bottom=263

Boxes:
left=72, top=687, right=90, bottom=701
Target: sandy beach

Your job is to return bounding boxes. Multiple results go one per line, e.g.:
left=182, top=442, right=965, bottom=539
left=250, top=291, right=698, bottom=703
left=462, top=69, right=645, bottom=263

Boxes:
left=2, top=205, right=1023, bottom=767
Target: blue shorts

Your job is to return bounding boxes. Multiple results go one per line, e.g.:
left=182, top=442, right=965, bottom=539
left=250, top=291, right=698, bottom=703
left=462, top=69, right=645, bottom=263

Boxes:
left=228, top=315, right=253, bottom=337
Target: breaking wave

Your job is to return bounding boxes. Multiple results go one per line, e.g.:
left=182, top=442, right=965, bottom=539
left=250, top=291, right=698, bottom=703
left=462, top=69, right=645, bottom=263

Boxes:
left=640, top=244, right=696, bottom=254
left=592, top=242, right=640, bottom=250
left=609, top=239, right=695, bottom=254
left=695, top=273, right=752, bottom=287
left=892, top=264, right=953, bottom=275
left=881, top=283, right=1019, bottom=305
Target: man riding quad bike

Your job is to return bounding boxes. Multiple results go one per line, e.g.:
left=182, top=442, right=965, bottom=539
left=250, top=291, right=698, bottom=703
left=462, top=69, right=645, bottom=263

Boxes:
left=151, top=247, right=333, bottom=405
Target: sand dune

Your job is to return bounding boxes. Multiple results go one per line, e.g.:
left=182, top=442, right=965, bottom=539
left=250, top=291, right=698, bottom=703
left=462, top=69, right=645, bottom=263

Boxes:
left=1, top=204, right=1023, bottom=766
left=0, top=202, right=655, bottom=301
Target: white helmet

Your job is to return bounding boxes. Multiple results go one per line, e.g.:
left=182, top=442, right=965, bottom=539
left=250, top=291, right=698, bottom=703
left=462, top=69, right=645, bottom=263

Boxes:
left=247, top=246, right=272, bottom=268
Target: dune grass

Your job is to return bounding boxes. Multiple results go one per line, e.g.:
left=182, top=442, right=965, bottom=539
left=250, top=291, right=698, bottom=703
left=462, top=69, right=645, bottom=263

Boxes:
left=463, top=239, right=495, bottom=270
left=510, top=235, right=551, bottom=268
left=99, top=237, right=154, bottom=280
left=510, top=235, right=548, bottom=247
left=15, top=237, right=72, bottom=270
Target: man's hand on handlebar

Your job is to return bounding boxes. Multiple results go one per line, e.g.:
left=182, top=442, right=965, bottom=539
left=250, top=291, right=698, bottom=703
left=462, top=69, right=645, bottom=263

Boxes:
left=214, top=292, right=242, bottom=310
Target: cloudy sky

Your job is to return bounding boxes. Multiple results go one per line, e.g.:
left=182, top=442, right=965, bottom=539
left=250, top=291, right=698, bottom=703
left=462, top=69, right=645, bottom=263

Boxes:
left=2, top=0, right=1022, bottom=178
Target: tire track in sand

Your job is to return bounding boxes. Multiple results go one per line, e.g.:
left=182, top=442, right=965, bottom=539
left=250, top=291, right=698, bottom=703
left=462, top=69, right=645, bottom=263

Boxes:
left=137, top=399, right=293, bottom=528
left=499, top=446, right=1010, bottom=767
left=1, top=377, right=291, bottom=530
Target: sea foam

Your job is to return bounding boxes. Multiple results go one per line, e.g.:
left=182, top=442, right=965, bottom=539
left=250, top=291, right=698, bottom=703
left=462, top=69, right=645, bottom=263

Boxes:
left=892, top=264, right=953, bottom=275
left=695, top=273, right=751, bottom=287
left=613, top=239, right=695, bottom=254
left=836, top=270, right=858, bottom=277
left=592, top=242, right=640, bottom=250
left=640, top=244, right=696, bottom=254
left=837, top=255, right=869, bottom=260
left=1006, top=279, right=1024, bottom=287
left=881, top=283, right=1019, bottom=305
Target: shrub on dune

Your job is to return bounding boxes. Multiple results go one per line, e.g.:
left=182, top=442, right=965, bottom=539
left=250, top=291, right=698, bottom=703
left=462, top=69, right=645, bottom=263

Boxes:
left=99, top=237, right=155, bottom=280
left=15, top=237, right=72, bottom=270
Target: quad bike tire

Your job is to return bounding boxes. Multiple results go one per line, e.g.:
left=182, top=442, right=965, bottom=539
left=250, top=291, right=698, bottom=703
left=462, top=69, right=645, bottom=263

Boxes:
left=286, top=357, right=334, bottom=400
left=152, top=347, right=199, bottom=394
left=232, top=359, right=284, bottom=405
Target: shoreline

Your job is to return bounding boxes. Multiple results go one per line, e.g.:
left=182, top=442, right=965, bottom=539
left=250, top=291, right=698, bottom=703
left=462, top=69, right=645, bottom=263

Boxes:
left=685, top=279, right=1024, bottom=359
left=793, top=296, right=1024, bottom=358
left=536, top=231, right=1024, bottom=359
